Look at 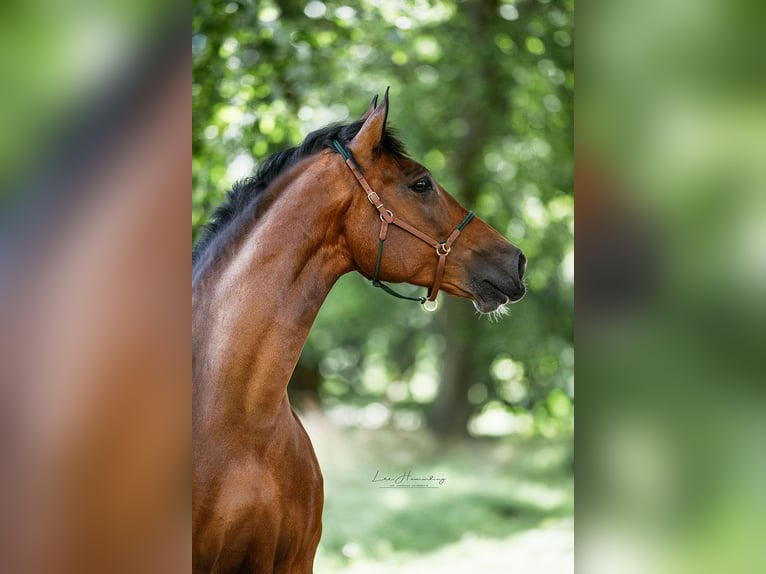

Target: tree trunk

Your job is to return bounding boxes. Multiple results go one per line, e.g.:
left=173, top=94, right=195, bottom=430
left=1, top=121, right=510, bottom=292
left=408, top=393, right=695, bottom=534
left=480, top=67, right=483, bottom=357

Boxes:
left=426, top=298, right=479, bottom=438
left=426, top=0, right=505, bottom=439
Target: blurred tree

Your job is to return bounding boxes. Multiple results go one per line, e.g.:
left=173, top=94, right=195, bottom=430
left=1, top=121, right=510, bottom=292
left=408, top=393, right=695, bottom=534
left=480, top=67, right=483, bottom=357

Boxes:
left=193, top=0, right=574, bottom=439
left=427, top=0, right=513, bottom=438
left=426, top=0, right=573, bottom=437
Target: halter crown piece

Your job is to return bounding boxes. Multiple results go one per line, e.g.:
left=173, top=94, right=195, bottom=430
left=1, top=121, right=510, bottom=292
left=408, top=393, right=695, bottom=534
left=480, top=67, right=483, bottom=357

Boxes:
left=331, top=140, right=475, bottom=312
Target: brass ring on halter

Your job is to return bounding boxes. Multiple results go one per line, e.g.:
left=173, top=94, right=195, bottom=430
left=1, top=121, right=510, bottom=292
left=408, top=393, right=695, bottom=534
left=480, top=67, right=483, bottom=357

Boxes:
left=380, top=210, right=393, bottom=222
left=436, top=244, right=451, bottom=256
left=422, top=299, right=439, bottom=312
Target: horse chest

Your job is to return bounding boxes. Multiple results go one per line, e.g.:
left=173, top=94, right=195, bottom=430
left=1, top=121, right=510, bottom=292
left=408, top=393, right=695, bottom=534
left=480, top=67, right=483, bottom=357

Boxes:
left=194, top=412, right=323, bottom=573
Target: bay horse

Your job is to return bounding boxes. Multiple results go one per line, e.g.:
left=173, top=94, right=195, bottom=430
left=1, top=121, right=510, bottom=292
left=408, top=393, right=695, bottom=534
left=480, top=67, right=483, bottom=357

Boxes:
left=192, top=90, right=526, bottom=573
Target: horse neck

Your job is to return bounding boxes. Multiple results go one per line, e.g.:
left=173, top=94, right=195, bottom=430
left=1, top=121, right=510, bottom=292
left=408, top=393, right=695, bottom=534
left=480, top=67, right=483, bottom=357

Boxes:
left=193, top=156, right=352, bottom=430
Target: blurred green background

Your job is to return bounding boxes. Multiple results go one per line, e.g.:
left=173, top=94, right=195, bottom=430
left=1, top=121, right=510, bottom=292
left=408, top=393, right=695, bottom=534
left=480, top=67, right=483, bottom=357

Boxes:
left=578, top=1, right=766, bottom=573
left=193, top=0, right=572, bottom=570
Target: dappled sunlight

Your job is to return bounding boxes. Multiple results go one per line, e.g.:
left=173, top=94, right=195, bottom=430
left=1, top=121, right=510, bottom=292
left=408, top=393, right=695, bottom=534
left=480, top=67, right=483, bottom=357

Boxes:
left=470, top=401, right=534, bottom=436
left=301, top=415, right=573, bottom=573
left=316, top=521, right=573, bottom=574
left=326, top=402, right=392, bottom=429
left=315, top=516, right=572, bottom=574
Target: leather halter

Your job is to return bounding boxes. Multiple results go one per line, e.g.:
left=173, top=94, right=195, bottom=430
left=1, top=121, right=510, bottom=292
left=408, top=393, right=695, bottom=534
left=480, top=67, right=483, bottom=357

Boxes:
left=331, top=140, right=474, bottom=312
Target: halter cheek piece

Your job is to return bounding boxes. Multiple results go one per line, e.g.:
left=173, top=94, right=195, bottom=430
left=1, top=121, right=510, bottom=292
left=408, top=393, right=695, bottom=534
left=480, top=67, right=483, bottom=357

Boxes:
left=331, top=140, right=474, bottom=312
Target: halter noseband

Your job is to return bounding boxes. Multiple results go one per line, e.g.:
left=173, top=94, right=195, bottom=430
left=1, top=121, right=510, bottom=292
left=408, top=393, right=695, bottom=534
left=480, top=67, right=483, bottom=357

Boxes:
left=331, top=140, right=474, bottom=312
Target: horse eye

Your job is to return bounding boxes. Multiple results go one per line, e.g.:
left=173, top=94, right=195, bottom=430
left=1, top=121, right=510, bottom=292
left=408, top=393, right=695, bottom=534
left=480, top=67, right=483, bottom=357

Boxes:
left=411, top=178, right=432, bottom=193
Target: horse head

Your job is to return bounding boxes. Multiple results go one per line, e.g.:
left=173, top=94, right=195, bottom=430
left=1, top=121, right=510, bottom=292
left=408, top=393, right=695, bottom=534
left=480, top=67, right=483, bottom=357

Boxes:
left=339, top=90, right=526, bottom=314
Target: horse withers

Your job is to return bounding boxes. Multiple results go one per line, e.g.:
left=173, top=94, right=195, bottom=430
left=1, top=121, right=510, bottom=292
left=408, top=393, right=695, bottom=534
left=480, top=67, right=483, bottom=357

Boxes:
left=192, top=90, right=525, bottom=573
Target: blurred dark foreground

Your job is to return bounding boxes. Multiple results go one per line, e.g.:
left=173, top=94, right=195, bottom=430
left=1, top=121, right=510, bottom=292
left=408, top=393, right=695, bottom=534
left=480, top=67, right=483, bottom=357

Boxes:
left=0, top=2, right=189, bottom=572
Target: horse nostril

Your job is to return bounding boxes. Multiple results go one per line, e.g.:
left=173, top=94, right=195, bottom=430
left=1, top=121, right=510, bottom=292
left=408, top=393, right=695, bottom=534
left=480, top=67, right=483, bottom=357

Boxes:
left=517, top=251, right=527, bottom=281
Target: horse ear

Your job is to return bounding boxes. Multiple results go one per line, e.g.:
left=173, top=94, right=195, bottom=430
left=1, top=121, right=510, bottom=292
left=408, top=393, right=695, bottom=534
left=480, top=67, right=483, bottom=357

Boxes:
left=350, top=87, right=389, bottom=158
left=360, top=94, right=379, bottom=122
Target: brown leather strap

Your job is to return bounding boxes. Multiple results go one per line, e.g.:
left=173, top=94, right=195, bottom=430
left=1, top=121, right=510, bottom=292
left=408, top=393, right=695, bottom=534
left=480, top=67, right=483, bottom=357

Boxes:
left=428, top=253, right=448, bottom=301
left=443, top=227, right=463, bottom=250
left=343, top=158, right=386, bottom=213
left=390, top=216, right=440, bottom=250
left=428, top=227, right=465, bottom=300
left=378, top=218, right=389, bottom=241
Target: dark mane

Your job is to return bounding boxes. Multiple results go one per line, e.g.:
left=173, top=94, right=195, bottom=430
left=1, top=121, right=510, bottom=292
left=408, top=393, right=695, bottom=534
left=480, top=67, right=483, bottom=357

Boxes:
left=192, top=120, right=407, bottom=268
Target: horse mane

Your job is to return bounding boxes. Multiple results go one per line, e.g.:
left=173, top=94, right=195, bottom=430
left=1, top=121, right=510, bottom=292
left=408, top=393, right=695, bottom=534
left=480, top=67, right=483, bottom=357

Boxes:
left=192, top=119, right=408, bottom=268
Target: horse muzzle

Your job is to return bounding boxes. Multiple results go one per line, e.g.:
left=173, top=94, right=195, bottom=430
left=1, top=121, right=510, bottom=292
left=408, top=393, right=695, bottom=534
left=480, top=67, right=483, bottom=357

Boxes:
left=470, top=246, right=527, bottom=313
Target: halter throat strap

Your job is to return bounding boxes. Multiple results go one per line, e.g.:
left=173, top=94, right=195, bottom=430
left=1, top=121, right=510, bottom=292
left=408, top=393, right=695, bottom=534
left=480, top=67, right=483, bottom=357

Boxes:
left=331, top=139, right=474, bottom=310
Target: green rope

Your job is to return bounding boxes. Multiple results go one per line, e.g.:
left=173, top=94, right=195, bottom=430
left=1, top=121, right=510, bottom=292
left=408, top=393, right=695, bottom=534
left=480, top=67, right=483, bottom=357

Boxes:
left=373, top=239, right=384, bottom=282
left=457, top=211, right=475, bottom=230
left=370, top=239, right=426, bottom=304
left=372, top=281, right=428, bottom=305
left=371, top=280, right=427, bottom=304
left=331, top=140, right=350, bottom=160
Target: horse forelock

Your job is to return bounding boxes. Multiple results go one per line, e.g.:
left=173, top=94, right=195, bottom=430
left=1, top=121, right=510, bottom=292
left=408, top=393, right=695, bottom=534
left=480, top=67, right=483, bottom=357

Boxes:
left=192, top=120, right=408, bottom=269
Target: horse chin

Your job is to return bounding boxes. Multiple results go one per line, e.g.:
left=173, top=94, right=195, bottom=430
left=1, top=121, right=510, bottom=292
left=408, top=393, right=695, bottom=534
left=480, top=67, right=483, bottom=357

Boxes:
left=470, top=279, right=524, bottom=317
left=472, top=297, right=509, bottom=316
